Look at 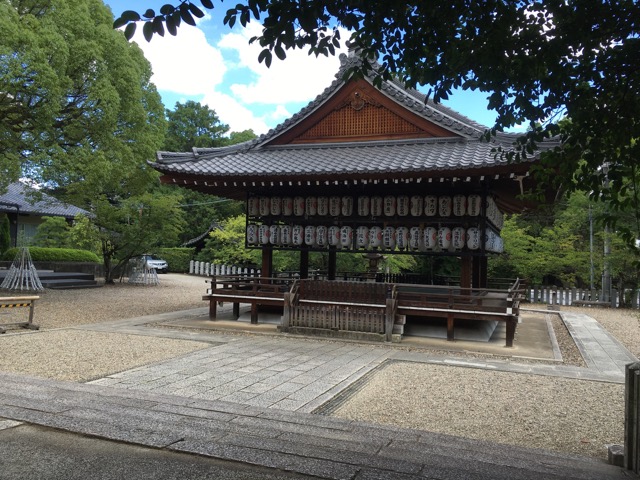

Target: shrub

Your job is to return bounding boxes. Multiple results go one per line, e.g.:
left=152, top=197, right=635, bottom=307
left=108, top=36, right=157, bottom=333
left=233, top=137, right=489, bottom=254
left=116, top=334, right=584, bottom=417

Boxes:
left=157, top=247, right=195, bottom=273
left=2, top=247, right=100, bottom=263
left=0, top=214, right=10, bottom=255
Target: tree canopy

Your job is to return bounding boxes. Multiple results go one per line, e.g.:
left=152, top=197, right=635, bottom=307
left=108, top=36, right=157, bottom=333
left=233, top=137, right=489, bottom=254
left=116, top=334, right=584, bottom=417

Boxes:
left=164, top=100, right=229, bottom=151
left=115, top=0, right=640, bottom=254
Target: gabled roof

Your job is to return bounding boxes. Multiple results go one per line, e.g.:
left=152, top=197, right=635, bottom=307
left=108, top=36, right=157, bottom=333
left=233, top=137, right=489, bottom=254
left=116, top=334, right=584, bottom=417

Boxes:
left=152, top=51, right=554, bottom=203
left=0, top=182, right=89, bottom=218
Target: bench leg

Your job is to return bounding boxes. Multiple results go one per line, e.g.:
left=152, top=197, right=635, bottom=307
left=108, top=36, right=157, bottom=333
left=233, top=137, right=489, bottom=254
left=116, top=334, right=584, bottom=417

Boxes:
left=447, top=313, right=454, bottom=341
left=251, top=304, right=258, bottom=324
left=233, top=302, right=240, bottom=319
left=506, top=319, right=516, bottom=347
left=209, top=299, right=217, bottom=319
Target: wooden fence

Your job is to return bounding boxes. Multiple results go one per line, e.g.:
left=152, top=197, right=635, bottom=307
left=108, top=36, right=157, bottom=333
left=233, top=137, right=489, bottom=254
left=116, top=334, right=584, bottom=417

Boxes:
left=527, top=286, right=640, bottom=308
left=287, top=304, right=386, bottom=333
left=189, top=261, right=260, bottom=278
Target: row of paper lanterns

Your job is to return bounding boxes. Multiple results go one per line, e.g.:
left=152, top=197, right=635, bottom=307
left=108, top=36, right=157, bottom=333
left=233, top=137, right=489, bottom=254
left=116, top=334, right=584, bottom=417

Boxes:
left=248, top=195, right=504, bottom=228
left=246, top=224, right=504, bottom=253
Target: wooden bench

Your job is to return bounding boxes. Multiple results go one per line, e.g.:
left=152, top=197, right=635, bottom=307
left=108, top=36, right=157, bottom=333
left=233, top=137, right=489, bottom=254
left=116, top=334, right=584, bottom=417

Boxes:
left=203, top=276, right=291, bottom=323
left=395, top=280, right=523, bottom=347
left=0, top=296, right=40, bottom=333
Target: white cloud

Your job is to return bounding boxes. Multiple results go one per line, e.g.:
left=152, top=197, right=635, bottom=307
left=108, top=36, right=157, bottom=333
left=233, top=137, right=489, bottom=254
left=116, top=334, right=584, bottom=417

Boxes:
left=218, top=23, right=349, bottom=105
left=201, top=91, right=270, bottom=134
left=131, top=24, right=226, bottom=96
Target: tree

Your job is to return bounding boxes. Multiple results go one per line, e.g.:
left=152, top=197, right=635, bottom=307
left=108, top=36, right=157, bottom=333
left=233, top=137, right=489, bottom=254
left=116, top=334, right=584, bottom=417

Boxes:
left=114, top=1, right=640, bottom=255
left=1, top=0, right=166, bottom=193
left=164, top=100, right=229, bottom=151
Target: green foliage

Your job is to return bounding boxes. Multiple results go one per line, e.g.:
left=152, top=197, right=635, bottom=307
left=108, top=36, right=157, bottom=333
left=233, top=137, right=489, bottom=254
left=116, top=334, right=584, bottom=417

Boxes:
left=92, top=191, right=186, bottom=282
left=67, top=215, right=101, bottom=254
left=164, top=101, right=229, bottom=151
left=2, top=247, right=100, bottom=263
left=114, top=1, right=640, bottom=253
left=198, top=215, right=261, bottom=267
left=1, top=0, right=166, bottom=192
left=0, top=214, right=11, bottom=254
left=32, top=217, right=70, bottom=248
left=157, top=247, right=195, bottom=272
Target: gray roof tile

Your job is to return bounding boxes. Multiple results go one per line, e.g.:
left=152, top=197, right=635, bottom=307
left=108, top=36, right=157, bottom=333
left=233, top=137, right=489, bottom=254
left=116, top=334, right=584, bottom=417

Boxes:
left=0, top=182, right=90, bottom=218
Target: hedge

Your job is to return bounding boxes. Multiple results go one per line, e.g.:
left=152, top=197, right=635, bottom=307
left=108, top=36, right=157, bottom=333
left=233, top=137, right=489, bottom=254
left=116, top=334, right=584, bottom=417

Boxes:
left=2, top=247, right=101, bottom=263
left=157, top=247, right=195, bottom=273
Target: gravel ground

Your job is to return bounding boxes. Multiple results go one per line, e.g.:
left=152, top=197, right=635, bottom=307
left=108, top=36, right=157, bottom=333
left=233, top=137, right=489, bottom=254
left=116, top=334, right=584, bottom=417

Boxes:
left=0, top=275, right=636, bottom=460
left=332, top=362, right=624, bottom=459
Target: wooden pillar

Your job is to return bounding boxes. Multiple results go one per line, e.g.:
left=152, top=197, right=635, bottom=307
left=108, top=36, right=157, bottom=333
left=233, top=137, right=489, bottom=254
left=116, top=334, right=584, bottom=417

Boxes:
left=300, top=250, right=309, bottom=279
left=473, top=256, right=488, bottom=288
left=261, top=247, right=273, bottom=279
left=460, top=256, right=472, bottom=289
left=328, top=249, right=337, bottom=280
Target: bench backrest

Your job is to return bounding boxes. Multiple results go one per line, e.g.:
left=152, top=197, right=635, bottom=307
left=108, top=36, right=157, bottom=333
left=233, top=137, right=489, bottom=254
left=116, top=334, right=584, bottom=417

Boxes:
left=298, top=280, right=390, bottom=305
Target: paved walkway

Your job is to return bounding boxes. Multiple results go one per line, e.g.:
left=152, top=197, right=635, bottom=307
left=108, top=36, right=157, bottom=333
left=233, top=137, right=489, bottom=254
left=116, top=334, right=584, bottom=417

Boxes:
left=0, top=306, right=637, bottom=479
left=0, top=371, right=632, bottom=479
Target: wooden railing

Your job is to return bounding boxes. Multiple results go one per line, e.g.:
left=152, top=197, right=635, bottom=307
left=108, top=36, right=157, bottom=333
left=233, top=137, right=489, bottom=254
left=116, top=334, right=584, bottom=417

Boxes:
left=282, top=280, right=397, bottom=341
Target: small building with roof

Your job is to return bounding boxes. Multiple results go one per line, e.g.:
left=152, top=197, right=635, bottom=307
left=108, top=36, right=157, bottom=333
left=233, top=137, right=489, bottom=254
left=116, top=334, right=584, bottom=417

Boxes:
left=0, top=182, right=90, bottom=247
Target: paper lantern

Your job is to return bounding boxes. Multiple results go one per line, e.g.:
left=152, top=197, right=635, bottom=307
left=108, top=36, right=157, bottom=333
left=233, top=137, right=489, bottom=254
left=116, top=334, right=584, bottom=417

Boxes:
left=328, top=226, right=341, bottom=246
left=452, top=227, right=466, bottom=250
left=357, top=196, right=370, bottom=217
left=356, top=226, right=369, bottom=248
left=424, top=227, right=437, bottom=249
left=397, top=196, right=409, bottom=216
left=340, top=226, right=353, bottom=248
left=466, top=227, right=481, bottom=250
left=453, top=195, right=467, bottom=216
left=259, top=197, right=270, bottom=216
left=485, top=230, right=496, bottom=252
left=292, top=225, right=304, bottom=245
left=248, top=197, right=260, bottom=217
left=341, top=196, right=353, bottom=216
left=371, top=196, right=383, bottom=216
left=316, top=225, right=327, bottom=247
left=293, top=196, right=305, bottom=216
left=438, top=196, right=452, bottom=217
left=270, top=197, right=282, bottom=216
left=282, top=197, right=293, bottom=216
left=246, top=224, right=258, bottom=245
left=258, top=224, right=270, bottom=244
left=383, top=226, right=396, bottom=249
left=369, top=226, right=382, bottom=248
left=410, top=196, right=423, bottom=217
left=467, top=195, right=481, bottom=216
left=279, top=225, right=292, bottom=245
left=437, top=227, right=452, bottom=249
left=395, top=226, right=409, bottom=250
left=383, top=196, right=396, bottom=216
left=424, top=196, right=438, bottom=216
left=304, top=225, right=316, bottom=246
left=269, top=225, right=280, bottom=245
left=329, top=196, right=341, bottom=217
left=305, top=197, right=317, bottom=216
left=409, top=226, right=422, bottom=250
left=317, top=197, right=328, bottom=216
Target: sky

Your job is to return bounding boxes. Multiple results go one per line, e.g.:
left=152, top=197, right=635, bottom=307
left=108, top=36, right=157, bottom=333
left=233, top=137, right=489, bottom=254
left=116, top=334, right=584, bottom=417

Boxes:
left=104, top=0, right=504, bottom=136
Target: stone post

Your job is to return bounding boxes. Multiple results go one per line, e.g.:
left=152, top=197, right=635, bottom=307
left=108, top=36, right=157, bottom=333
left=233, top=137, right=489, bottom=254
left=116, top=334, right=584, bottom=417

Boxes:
left=625, top=362, right=640, bottom=472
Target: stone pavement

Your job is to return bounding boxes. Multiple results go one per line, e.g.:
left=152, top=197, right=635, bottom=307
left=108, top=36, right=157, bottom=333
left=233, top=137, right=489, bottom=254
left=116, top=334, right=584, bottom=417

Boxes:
left=0, top=306, right=637, bottom=479
left=0, top=371, right=633, bottom=480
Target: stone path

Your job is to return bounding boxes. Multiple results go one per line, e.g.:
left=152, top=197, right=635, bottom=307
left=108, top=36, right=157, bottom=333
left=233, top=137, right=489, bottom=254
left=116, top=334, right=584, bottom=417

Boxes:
left=0, top=371, right=631, bottom=480
left=89, top=336, right=391, bottom=413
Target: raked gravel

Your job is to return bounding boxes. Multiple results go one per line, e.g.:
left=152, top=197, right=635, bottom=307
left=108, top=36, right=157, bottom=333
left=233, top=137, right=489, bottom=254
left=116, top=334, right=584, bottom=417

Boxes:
left=0, top=274, right=636, bottom=460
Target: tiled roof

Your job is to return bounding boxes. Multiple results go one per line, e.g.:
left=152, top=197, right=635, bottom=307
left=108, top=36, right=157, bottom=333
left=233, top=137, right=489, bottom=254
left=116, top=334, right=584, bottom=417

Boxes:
left=0, top=182, right=90, bottom=218
left=153, top=52, right=549, bottom=179
left=155, top=137, right=534, bottom=179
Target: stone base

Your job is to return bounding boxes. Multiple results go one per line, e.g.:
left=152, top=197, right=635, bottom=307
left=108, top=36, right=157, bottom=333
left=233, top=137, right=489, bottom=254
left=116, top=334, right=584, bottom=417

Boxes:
left=607, top=444, right=624, bottom=467
left=279, top=326, right=401, bottom=343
